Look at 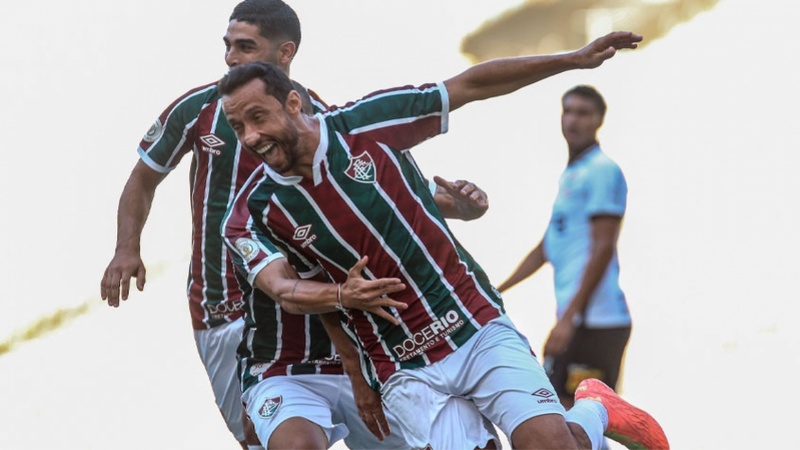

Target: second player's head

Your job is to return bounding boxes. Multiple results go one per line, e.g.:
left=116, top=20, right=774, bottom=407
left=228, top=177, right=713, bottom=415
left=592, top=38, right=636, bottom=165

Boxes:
left=561, top=84, right=606, bottom=153
left=224, top=0, right=301, bottom=73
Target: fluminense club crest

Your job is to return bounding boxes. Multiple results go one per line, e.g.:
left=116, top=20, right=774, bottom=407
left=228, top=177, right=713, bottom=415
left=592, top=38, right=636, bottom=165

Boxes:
left=258, top=396, right=282, bottom=419
left=345, top=152, right=376, bottom=183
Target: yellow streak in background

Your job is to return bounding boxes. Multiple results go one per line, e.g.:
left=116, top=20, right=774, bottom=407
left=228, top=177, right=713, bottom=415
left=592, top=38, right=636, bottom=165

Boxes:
left=0, top=262, right=168, bottom=357
left=0, top=300, right=97, bottom=357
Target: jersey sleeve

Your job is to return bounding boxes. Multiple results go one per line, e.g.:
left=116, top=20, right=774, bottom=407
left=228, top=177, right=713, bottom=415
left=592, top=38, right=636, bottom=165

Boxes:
left=137, top=83, right=217, bottom=173
left=322, top=82, right=449, bottom=151
left=222, top=168, right=287, bottom=287
left=585, top=160, right=627, bottom=218
left=307, top=88, right=329, bottom=113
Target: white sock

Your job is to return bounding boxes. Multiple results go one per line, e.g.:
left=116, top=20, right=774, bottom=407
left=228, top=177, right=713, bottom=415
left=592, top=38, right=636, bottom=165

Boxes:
left=566, top=399, right=609, bottom=450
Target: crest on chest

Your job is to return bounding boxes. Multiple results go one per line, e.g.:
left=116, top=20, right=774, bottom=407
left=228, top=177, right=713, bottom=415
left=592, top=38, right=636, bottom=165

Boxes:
left=344, top=152, right=376, bottom=184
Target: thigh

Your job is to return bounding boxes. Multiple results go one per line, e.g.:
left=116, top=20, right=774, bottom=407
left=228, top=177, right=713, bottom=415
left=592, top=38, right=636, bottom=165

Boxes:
left=431, top=396, right=501, bottom=450
left=242, top=375, right=348, bottom=448
left=382, top=371, right=498, bottom=450
left=335, top=381, right=411, bottom=450
left=345, top=377, right=501, bottom=450
left=457, top=316, right=566, bottom=438
left=268, top=417, right=329, bottom=449
left=194, top=319, right=246, bottom=438
left=381, top=373, right=449, bottom=449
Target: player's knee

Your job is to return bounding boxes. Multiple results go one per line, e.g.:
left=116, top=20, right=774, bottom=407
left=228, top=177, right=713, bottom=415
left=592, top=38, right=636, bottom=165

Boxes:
left=511, top=414, right=580, bottom=449
left=269, top=418, right=328, bottom=449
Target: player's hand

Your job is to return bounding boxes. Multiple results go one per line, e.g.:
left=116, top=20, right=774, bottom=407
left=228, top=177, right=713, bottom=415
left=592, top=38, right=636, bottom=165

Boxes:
left=350, top=374, right=391, bottom=441
left=543, top=319, right=575, bottom=358
left=100, top=250, right=146, bottom=307
left=342, top=256, right=407, bottom=324
left=433, top=175, right=489, bottom=221
left=574, top=31, right=643, bottom=69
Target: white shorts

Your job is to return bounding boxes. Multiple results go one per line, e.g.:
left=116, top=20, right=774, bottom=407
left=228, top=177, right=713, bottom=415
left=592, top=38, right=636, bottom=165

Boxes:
left=193, top=318, right=246, bottom=441
left=382, top=315, right=565, bottom=447
left=242, top=374, right=409, bottom=449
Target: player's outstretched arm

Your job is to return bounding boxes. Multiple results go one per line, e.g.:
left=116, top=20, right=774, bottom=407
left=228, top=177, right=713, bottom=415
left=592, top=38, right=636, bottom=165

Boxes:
left=432, top=176, right=489, bottom=221
left=101, top=160, right=166, bottom=307
left=445, top=31, right=643, bottom=111
left=254, top=256, right=408, bottom=323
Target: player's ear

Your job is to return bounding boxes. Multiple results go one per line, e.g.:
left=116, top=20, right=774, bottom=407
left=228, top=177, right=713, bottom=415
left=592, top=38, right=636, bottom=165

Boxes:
left=285, top=90, right=302, bottom=115
left=277, top=41, right=297, bottom=66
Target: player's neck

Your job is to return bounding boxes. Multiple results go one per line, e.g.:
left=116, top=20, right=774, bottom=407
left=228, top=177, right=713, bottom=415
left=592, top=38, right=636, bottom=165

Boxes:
left=567, top=141, right=598, bottom=164
left=292, top=115, right=321, bottom=180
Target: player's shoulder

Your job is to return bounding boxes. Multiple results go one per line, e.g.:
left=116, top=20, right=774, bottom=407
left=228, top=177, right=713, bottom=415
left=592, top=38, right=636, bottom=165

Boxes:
left=161, top=80, right=222, bottom=113
left=178, top=80, right=221, bottom=99
left=588, top=147, right=624, bottom=173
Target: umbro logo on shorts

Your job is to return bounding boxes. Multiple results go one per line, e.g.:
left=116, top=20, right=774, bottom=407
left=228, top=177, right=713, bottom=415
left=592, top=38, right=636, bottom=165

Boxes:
left=532, top=388, right=558, bottom=404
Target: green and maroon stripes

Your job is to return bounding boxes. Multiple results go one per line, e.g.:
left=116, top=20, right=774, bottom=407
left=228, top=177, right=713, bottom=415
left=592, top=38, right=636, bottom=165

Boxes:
left=239, top=83, right=505, bottom=383
left=238, top=288, right=343, bottom=393
left=139, top=82, right=254, bottom=330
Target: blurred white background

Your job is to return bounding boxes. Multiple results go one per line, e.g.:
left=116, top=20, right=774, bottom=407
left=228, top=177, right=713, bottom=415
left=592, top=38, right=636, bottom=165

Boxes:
left=1, top=0, right=798, bottom=448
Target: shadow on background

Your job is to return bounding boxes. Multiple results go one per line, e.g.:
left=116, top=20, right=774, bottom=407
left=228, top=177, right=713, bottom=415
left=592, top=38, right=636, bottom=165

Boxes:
left=462, top=0, right=719, bottom=61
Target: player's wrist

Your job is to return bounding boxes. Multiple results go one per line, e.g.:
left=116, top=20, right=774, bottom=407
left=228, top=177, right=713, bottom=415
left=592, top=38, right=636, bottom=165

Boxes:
left=336, top=283, right=350, bottom=313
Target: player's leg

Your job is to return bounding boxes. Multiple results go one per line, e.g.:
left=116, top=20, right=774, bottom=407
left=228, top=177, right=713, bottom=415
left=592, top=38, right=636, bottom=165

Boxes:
left=428, top=314, right=583, bottom=448
left=574, top=378, right=669, bottom=449
left=193, top=318, right=250, bottom=448
left=242, top=374, right=349, bottom=449
left=242, top=407, right=263, bottom=449
left=381, top=369, right=500, bottom=449
left=554, top=325, right=632, bottom=409
left=463, top=315, right=667, bottom=449
left=267, top=417, right=329, bottom=448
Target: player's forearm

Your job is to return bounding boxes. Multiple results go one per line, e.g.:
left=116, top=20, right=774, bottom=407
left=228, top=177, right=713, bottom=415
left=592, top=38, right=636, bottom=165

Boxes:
left=255, top=268, right=340, bottom=315
left=497, top=243, right=547, bottom=293
left=446, top=52, right=580, bottom=111
left=320, top=312, right=362, bottom=377
left=114, top=161, right=166, bottom=253
left=114, top=176, right=157, bottom=253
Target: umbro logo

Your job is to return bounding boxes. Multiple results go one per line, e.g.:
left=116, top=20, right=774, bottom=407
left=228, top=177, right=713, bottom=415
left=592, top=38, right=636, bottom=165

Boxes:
left=293, top=224, right=317, bottom=248
left=532, top=388, right=558, bottom=404
left=200, top=134, right=225, bottom=156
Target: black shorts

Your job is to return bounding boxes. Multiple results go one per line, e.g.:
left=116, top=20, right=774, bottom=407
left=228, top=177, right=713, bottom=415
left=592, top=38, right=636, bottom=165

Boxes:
left=548, top=325, right=631, bottom=398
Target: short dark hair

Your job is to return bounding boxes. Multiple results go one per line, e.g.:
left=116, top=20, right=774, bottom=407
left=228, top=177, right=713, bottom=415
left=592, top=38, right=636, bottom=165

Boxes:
left=230, top=0, right=301, bottom=52
left=563, top=85, right=606, bottom=118
left=218, top=61, right=295, bottom=106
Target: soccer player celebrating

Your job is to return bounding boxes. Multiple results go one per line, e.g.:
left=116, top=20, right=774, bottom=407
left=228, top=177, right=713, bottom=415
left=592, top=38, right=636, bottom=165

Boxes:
left=220, top=29, right=669, bottom=450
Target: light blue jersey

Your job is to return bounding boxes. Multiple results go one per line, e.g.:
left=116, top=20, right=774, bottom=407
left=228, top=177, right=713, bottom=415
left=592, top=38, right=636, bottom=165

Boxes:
left=543, top=145, right=631, bottom=327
